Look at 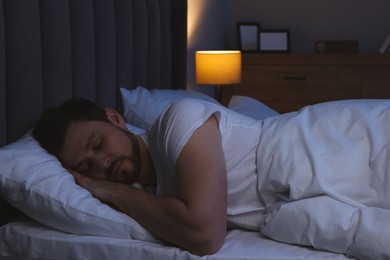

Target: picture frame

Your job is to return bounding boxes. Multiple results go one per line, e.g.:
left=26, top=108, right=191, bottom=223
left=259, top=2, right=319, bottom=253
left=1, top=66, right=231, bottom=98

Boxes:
left=259, top=30, right=290, bottom=53
left=237, top=23, right=260, bottom=52
left=379, top=32, right=390, bottom=53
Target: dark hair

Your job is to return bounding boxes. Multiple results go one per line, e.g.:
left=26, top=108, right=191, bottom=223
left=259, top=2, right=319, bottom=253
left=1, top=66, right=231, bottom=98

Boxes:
left=32, top=98, right=109, bottom=157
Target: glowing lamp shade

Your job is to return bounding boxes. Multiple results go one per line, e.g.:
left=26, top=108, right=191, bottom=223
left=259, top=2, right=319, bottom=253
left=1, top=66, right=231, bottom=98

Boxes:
left=196, top=50, right=242, bottom=85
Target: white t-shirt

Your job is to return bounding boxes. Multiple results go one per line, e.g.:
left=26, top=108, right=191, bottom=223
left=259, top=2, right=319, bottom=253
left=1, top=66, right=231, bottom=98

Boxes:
left=141, top=98, right=265, bottom=230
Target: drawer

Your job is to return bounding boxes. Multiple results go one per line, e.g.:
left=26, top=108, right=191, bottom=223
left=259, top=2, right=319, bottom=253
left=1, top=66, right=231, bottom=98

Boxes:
left=241, top=65, right=360, bottom=102
left=360, top=66, right=390, bottom=98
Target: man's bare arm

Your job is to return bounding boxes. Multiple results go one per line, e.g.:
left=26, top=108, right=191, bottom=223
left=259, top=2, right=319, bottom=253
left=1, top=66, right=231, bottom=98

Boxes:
left=70, top=116, right=227, bottom=256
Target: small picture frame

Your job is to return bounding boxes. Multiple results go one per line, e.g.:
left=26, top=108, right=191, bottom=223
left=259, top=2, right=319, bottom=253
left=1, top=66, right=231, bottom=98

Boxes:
left=237, top=23, right=260, bottom=52
left=259, top=30, right=290, bottom=53
left=379, top=32, right=390, bottom=53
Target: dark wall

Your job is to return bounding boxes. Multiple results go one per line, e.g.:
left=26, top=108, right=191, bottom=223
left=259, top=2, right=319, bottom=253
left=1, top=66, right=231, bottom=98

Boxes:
left=228, top=0, right=390, bottom=53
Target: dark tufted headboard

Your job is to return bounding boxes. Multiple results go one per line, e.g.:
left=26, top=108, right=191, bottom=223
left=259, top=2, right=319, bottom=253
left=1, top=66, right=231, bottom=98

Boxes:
left=0, top=0, right=187, bottom=147
left=0, top=0, right=187, bottom=225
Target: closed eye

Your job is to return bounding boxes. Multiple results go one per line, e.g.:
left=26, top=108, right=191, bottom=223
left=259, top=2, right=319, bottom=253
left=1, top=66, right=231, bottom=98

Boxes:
left=92, top=137, right=103, bottom=151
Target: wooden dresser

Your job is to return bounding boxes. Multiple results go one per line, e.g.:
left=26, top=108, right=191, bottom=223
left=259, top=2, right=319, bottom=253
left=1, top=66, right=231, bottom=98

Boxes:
left=221, top=53, right=390, bottom=113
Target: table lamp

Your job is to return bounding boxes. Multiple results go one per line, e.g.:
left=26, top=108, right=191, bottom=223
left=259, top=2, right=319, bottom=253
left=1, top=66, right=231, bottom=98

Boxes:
left=196, top=50, right=242, bottom=102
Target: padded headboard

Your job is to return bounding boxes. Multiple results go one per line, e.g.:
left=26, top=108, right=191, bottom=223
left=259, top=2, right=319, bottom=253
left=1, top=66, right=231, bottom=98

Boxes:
left=0, top=0, right=187, bottom=147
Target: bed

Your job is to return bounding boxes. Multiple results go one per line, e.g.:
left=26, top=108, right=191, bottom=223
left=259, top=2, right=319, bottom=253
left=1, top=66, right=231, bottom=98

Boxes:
left=0, top=0, right=382, bottom=259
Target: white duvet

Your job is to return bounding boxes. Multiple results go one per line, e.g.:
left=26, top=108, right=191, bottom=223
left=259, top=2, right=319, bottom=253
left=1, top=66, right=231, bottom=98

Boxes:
left=256, top=99, right=390, bottom=259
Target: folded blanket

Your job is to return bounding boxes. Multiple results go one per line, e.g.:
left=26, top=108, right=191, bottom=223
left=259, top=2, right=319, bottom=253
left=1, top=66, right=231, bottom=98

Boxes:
left=256, top=99, right=390, bottom=259
left=261, top=196, right=390, bottom=259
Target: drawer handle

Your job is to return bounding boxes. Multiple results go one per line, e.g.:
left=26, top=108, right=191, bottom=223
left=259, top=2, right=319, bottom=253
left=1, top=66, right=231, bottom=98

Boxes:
left=283, top=76, right=307, bottom=81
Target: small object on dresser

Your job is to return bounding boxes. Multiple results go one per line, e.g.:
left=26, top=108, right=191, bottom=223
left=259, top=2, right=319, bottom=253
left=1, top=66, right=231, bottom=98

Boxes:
left=379, top=33, right=390, bottom=53
left=237, top=23, right=260, bottom=52
left=259, top=30, right=290, bottom=53
left=315, top=40, right=359, bottom=54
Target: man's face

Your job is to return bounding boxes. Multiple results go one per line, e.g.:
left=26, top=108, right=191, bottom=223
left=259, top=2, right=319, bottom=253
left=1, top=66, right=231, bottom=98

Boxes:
left=58, top=120, right=141, bottom=184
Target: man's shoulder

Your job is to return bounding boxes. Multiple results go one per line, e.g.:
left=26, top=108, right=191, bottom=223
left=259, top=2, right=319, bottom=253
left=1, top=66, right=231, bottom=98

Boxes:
left=153, top=98, right=220, bottom=137
left=165, top=98, right=220, bottom=117
left=170, top=97, right=215, bottom=109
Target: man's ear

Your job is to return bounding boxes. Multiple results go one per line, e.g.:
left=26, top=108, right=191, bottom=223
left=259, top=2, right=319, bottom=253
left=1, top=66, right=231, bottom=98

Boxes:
left=105, top=108, right=126, bottom=129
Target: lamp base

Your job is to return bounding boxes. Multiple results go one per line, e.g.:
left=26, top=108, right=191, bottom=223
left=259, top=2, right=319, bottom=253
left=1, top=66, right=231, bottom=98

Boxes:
left=216, top=85, right=222, bottom=103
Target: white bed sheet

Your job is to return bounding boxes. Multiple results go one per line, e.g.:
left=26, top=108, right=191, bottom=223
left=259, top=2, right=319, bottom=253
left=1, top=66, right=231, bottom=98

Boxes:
left=0, top=217, right=351, bottom=260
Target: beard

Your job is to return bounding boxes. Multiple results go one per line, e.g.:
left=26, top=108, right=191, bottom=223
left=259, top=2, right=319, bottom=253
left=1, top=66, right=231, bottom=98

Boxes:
left=108, top=128, right=141, bottom=184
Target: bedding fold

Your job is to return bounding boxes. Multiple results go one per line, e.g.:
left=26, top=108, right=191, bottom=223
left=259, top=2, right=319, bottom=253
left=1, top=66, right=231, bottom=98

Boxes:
left=256, top=99, right=390, bottom=259
left=261, top=196, right=390, bottom=259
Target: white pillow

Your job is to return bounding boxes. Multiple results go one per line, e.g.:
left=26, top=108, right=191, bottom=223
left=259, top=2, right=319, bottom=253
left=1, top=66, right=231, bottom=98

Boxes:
left=126, top=123, right=145, bottom=135
left=0, top=133, right=159, bottom=242
left=228, top=96, right=279, bottom=120
left=120, top=87, right=219, bottom=129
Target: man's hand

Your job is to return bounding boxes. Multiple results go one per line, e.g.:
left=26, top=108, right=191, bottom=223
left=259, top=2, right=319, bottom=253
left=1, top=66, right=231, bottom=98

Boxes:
left=67, top=168, right=86, bottom=185
left=67, top=168, right=119, bottom=204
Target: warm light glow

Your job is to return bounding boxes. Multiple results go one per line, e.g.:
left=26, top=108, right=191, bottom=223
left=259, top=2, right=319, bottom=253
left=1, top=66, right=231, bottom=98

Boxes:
left=196, top=51, right=242, bottom=85
left=187, top=0, right=207, bottom=45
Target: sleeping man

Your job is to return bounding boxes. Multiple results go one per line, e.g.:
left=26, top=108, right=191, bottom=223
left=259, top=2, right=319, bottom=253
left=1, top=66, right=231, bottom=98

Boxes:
left=32, top=97, right=390, bottom=259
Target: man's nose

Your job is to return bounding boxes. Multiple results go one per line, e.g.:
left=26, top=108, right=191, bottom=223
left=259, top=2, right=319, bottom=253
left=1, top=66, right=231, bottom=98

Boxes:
left=93, top=153, right=112, bottom=170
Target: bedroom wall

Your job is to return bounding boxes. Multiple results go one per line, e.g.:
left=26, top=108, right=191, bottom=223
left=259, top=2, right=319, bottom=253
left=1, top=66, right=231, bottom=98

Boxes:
left=228, top=0, right=390, bottom=53
left=187, top=0, right=390, bottom=97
